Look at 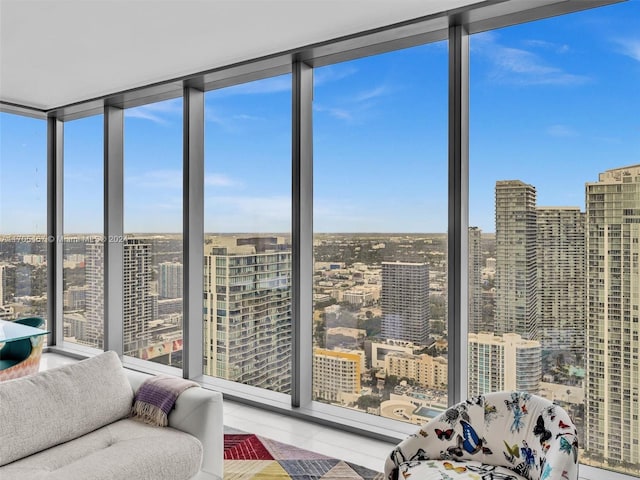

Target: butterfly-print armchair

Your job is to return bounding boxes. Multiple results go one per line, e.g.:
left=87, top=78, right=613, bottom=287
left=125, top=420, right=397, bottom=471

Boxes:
left=385, top=391, right=578, bottom=480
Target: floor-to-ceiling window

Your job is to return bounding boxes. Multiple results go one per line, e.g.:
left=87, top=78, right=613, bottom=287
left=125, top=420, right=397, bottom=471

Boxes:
left=203, top=75, right=292, bottom=393
left=312, top=42, right=449, bottom=422
left=62, top=114, right=104, bottom=348
left=0, top=113, right=48, bottom=325
left=468, top=1, right=639, bottom=475
left=124, top=98, right=184, bottom=367
left=3, top=2, right=637, bottom=478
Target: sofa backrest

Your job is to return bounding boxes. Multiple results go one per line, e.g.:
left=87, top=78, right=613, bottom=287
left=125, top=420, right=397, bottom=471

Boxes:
left=0, top=350, right=134, bottom=466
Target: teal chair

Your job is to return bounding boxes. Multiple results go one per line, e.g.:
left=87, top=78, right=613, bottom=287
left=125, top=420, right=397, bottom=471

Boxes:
left=0, top=317, right=45, bottom=370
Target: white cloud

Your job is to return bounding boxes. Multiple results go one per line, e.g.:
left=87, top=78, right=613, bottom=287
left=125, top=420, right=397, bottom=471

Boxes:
left=126, top=169, right=181, bottom=189
left=314, top=65, right=358, bottom=86
left=205, top=173, right=240, bottom=187
left=204, top=108, right=263, bottom=128
left=614, top=38, right=640, bottom=62
left=546, top=124, right=579, bottom=137
left=232, top=114, right=262, bottom=121
left=314, top=83, right=389, bottom=123
left=204, top=106, right=226, bottom=126
left=125, top=109, right=168, bottom=125
left=491, top=47, right=589, bottom=85
left=204, top=195, right=291, bottom=232
left=476, top=34, right=590, bottom=86
left=125, top=98, right=182, bottom=125
left=523, top=39, right=570, bottom=54
left=313, top=104, right=353, bottom=121
left=128, top=171, right=241, bottom=190
left=354, top=85, right=389, bottom=102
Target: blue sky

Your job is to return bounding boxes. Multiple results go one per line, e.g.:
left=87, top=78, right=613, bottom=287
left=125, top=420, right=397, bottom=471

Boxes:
left=1, top=1, right=638, bottom=234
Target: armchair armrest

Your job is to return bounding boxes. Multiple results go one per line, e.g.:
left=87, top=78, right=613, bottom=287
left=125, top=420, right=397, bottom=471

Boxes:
left=385, top=425, right=438, bottom=479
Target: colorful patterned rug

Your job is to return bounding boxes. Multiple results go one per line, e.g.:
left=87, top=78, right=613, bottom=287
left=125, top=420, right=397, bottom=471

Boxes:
left=223, top=427, right=384, bottom=479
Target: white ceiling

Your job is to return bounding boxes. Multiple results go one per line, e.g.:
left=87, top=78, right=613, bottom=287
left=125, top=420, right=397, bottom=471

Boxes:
left=0, top=0, right=487, bottom=111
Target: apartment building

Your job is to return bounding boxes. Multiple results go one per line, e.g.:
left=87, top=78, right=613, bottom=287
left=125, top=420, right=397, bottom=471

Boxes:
left=313, top=348, right=362, bottom=403
left=536, top=207, right=586, bottom=358
left=158, top=261, right=183, bottom=299
left=203, top=237, right=292, bottom=393
left=381, top=261, right=430, bottom=346
left=585, top=165, right=640, bottom=466
left=468, top=226, right=484, bottom=334
left=468, top=332, right=541, bottom=397
left=495, top=180, right=539, bottom=340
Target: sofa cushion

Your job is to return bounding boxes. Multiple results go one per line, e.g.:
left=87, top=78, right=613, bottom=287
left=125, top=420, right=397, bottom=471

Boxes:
left=0, top=418, right=203, bottom=480
left=0, top=351, right=133, bottom=466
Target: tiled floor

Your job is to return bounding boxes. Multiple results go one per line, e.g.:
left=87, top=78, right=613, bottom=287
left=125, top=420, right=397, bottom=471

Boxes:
left=39, top=353, right=394, bottom=473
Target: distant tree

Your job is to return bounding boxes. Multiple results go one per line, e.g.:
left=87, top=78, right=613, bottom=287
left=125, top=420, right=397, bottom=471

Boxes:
left=364, top=316, right=381, bottom=337
left=314, top=320, right=326, bottom=348
left=384, top=375, right=400, bottom=391
left=357, top=395, right=381, bottom=410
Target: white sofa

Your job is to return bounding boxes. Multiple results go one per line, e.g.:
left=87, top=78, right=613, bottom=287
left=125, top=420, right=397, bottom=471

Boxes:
left=0, top=351, right=223, bottom=480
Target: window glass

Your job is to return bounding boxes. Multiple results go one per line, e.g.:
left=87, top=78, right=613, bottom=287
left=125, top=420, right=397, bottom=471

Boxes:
left=124, top=98, right=183, bottom=367
left=313, top=42, right=448, bottom=422
left=203, top=75, right=292, bottom=393
left=469, top=2, right=640, bottom=474
left=63, top=115, right=104, bottom=348
left=0, top=113, right=48, bottom=325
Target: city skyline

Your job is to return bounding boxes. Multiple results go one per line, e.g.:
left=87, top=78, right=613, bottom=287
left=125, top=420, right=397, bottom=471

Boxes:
left=1, top=167, right=639, bottom=471
left=1, top=1, right=639, bottom=234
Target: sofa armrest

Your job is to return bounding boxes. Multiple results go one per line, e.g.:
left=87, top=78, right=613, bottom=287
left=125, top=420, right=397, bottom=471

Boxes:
left=170, top=385, right=224, bottom=479
left=125, top=369, right=224, bottom=480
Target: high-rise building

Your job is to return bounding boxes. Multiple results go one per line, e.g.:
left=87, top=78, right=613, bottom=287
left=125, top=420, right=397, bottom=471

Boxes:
left=0, top=263, right=16, bottom=306
left=585, top=165, right=640, bottom=468
left=203, top=237, right=291, bottom=393
left=313, top=348, right=361, bottom=403
left=468, top=332, right=541, bottom=397
left=158, top=261, right=183, bottom=299
left=468, top=227, right=484, bottom=334
left=85, top=239, right=153, bottom=354
left=85, top=242, right=104, bottom=347
left=122, top=239, right=153, bottom=355
left=536, top=207, right=586, bottom=359
left=63, top=285, right=87, bottom=311
left=495, top=180, right=538, bottom=340
left=381, top=261, right=430, bottom=346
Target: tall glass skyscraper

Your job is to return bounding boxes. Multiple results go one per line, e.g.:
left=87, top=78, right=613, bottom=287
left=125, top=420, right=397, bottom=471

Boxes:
left=585, top=165, right=640, bottom=467
left=536, top=207, right=586, bottom=359
left=158, top=261, right=183, bottom=299
left=468, top=226, right=484, bottom=335
left=85, top=239, right=153, bottom=354
left=495, top=180, right=538, bottom=341
left=381, top=261, right=430, bottom=346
